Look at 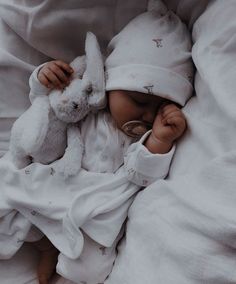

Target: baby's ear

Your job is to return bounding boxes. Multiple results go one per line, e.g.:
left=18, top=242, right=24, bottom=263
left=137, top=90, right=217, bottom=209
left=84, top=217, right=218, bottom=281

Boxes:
left=70, top=55, right=86, bottom=79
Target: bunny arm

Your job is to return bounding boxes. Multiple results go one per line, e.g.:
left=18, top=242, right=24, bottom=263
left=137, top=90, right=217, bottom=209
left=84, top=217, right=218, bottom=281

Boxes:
left=9, top=96, right=50, bottom=168
left=53, top=124, right=84, bottom=178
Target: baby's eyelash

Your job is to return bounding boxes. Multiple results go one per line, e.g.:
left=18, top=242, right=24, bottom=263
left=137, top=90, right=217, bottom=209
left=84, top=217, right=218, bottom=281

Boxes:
left=135, top=100, right=148, bottom=106
left=129, top=95, right=149, bottom=106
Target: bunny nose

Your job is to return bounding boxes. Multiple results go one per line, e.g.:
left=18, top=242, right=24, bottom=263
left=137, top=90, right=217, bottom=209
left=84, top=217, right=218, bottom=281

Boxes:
left=72, top=102, right=78, bottom=109
left=62, top=99, right=68, bottom=104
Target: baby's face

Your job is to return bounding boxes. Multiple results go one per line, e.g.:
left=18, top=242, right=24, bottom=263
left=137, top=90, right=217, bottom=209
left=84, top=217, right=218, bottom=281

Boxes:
left=108, top=90, right=166, bottom=134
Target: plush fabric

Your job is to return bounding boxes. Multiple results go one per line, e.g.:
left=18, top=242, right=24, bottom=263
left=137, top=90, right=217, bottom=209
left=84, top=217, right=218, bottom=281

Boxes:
left=9, top=32, right=105, bottom=177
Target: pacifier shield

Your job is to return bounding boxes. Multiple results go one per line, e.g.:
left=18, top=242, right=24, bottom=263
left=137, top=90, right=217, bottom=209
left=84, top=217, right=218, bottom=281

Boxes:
left=121, top=120, right=152, bottom=138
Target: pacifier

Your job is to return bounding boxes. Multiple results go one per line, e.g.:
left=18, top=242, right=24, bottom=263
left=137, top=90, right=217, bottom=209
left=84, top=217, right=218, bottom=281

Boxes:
left=121, top=120, right=152, bottom=138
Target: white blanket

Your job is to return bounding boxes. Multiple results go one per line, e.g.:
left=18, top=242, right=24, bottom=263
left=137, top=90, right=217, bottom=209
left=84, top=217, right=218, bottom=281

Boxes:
left=105, top=1, right=236, bottom=283
left=0, top=154, right=139, bottom=260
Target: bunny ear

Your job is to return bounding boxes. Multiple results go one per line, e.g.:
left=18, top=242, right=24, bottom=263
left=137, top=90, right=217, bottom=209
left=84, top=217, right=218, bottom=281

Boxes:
left=82, top=32, right=106, bottom=110
left=70, top=55, right=86, bottom=79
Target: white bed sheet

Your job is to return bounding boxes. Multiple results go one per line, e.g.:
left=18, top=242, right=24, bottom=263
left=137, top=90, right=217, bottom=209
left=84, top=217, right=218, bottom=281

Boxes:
left=105, top=1, right=236, bottom=283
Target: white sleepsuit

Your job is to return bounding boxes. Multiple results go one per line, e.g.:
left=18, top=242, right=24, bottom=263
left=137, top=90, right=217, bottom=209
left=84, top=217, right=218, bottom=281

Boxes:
left=27, top=63, right=175, bottom=284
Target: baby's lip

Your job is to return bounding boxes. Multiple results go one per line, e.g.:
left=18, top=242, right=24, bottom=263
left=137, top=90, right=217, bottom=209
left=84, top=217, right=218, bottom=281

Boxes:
left=121, top=120, right=152, bottom=138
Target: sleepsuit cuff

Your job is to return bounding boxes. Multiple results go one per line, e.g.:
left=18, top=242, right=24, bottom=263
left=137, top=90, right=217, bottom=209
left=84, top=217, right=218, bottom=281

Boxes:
left=124, top=130, right=175, bottom=186
left=29, top=63, right=49, bottom=104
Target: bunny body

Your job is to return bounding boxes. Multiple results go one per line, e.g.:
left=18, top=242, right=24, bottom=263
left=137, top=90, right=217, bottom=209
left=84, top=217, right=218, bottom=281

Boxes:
left=32, top=109, right=67, bottom=164
left=9, top=33, right=106, bottom=176
left=10, top=102, right=67, bottom=168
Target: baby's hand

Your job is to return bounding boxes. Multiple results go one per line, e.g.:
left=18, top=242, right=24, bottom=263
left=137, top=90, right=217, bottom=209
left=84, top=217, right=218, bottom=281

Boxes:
left=145, top=104, right=186, bottom=154
left=38, top=60, right=74, bottom=90
left=153, top=103, right=186, bottom=143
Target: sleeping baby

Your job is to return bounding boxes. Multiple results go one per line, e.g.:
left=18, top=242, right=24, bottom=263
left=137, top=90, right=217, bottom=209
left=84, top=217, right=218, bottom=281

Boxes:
left=19, top=2, right=193, bottom=284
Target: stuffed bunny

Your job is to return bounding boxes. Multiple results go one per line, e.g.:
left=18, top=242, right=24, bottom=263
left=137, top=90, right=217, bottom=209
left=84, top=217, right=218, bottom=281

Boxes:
left=9, top=32, right=106, bottom=177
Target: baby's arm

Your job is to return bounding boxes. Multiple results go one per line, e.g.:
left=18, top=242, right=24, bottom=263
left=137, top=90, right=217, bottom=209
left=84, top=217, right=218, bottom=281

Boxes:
left=124, top=104, right=186, bottom=186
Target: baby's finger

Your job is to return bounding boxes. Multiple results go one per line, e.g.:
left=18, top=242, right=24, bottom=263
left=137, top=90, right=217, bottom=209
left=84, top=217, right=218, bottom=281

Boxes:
left=163, top=116, right=186, bottom=129
left=49, top=64, right=70, bottom=85
left=38, top=73, right=51, bottom=88
left=55, top=60, right=74, bottom=75
left=161, top=112, right=185, bottom=123
left=161, top=110, right=183, bottom=122
left=44, top=68, right=63, bottom=89
left=161, top=104, right=180, bottom=117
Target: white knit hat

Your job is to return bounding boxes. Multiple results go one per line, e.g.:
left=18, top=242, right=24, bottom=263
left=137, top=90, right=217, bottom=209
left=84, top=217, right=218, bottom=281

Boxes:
left=105, top=2, right=194, bottom=106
